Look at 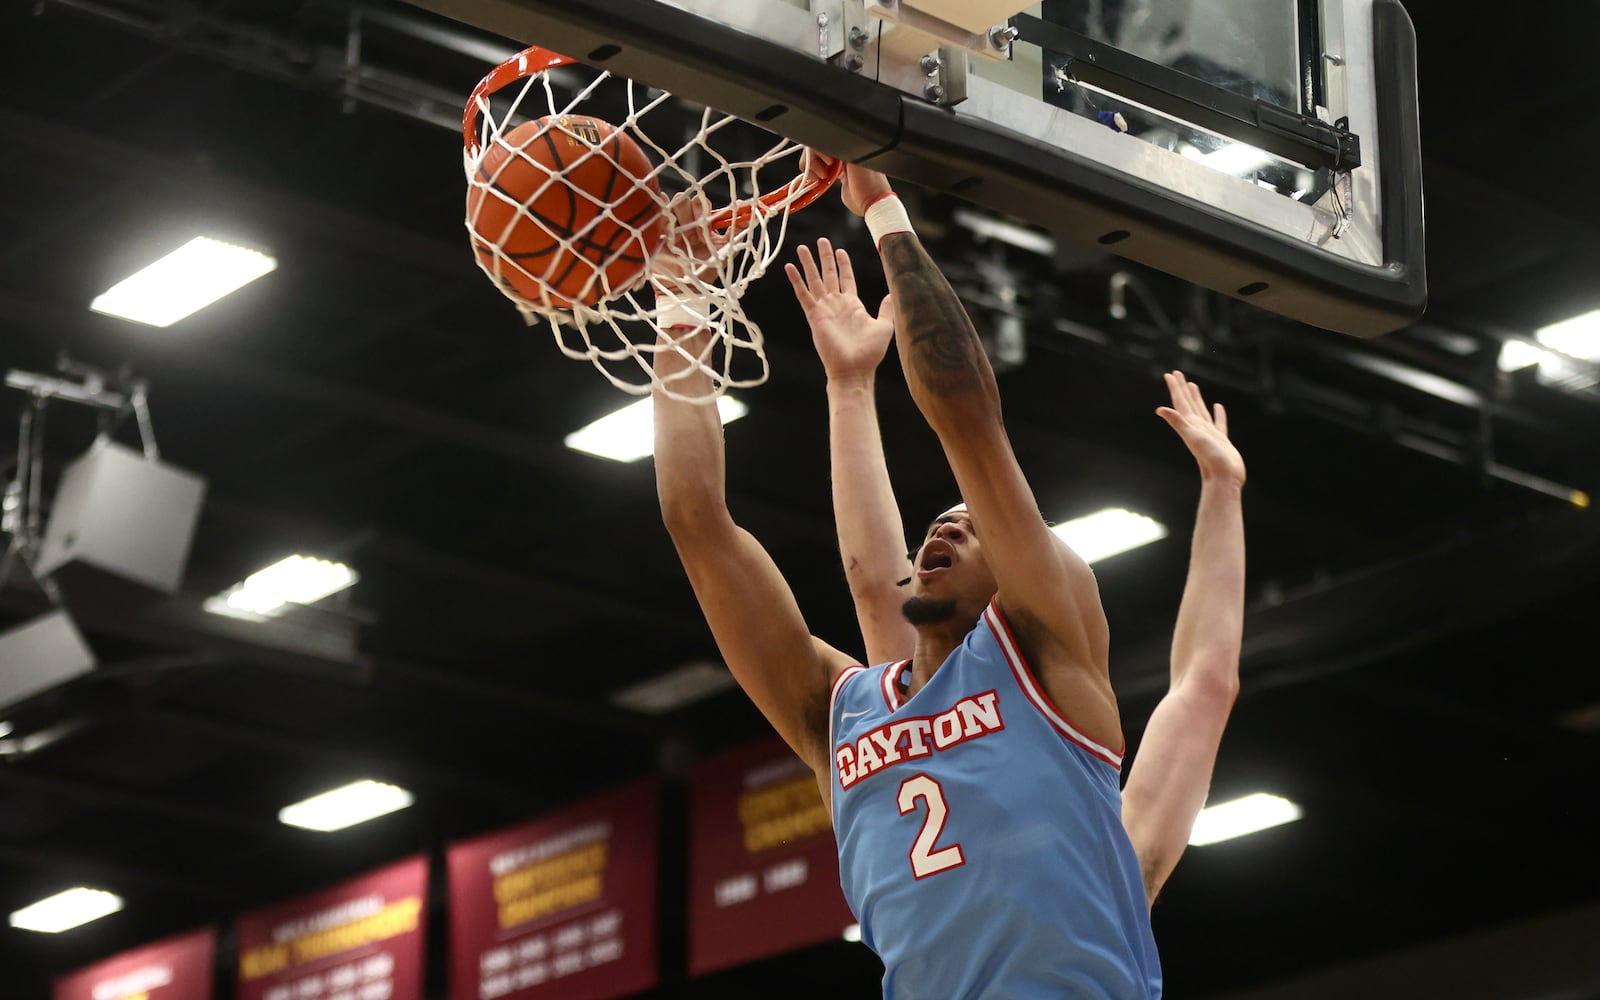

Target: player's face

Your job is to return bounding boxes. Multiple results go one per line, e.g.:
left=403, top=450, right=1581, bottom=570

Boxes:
left=907, top=507, right=996, bottom=609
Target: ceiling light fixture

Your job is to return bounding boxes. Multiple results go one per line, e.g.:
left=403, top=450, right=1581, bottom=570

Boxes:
left=609, top=661, right=737, bottom=714
left=90, top=236, right=277, bottom=327
left=1535, top=308, right=1600, bottom=361
left=1188, top=792, right=1303, bottom=846
left=278, top=779, right=414, bottom=832
left=205, top=555, right=357, bottom=619
left=1050, top=508, right=1167, bottom=564
left=9, top=888, right=124, bottom=933
left=952, top=208, right=1056, bottom=256
left=565, top=396, right=747, bottom=463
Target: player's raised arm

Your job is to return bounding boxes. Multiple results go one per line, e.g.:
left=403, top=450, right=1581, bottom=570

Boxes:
left=1122, top=372, right=1247, bottom=905
left=651, top=200, right=855, bottom=771
left=784, top=237, right=916, bottom=667
left=843, top=166, right=1121, bottom=751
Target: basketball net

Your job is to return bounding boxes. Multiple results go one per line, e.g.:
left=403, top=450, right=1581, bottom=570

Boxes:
left=463, top=47, right=842, bottom=404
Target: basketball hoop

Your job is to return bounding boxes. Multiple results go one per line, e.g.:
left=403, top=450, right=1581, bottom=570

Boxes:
left=463, top=45, right=843, bottom=403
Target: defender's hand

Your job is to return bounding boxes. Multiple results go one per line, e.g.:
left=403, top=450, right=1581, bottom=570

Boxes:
left=784, top=238, right=894, bottom=382
left=1156, top=370, right=1246, bottom=487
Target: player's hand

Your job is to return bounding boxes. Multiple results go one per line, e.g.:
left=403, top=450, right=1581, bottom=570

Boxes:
left=804, top=148, right=841, bottom=188
left=1156, top=371, right=1246, bottom=487
left=840, top=163, right=893, bottom=216
left=784, top=238, right=894, bottom=383
left=799, top=149, right=889, bottom=215
left=652, top=192, right=726, bottom=291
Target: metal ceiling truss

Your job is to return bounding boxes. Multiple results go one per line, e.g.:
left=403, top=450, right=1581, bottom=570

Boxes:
left=943, top=256, right=1598, bottom=508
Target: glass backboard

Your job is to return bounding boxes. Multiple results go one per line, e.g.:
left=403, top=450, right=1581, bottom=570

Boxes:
left=406, top=0, right=1424, bottom=336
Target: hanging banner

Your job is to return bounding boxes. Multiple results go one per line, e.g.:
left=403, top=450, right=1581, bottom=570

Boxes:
left=447, top=780, right=659, bottom=1000
left=235, top=856, right=428, bottom=1000
left=55, top=926, right=217, bottom=1000
left=687, top=739, right=854, bottom=975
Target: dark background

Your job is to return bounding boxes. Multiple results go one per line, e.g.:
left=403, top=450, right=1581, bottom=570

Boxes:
left=1, top=1, right=1597, bottom=997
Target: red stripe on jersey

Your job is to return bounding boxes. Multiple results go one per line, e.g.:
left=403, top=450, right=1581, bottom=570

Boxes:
left=881, top=660, right=908, bottom=711
left=983, top=600, right=1124, bottom=769
left=830, top=665, right=865, bottom=711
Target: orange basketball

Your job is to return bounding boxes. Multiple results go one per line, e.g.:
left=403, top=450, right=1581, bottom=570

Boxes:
left=467, top=115, right=668, bottom=308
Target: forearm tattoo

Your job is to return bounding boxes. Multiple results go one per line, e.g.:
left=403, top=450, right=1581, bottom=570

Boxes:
left=881, top=234, right=984, bottom=396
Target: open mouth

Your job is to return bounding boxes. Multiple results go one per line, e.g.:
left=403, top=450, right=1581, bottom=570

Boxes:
left=918, top=541, right=954, bottom=574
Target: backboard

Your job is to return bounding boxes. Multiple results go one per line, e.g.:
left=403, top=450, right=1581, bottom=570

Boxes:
left=408, top=0, right=1424, bottom=337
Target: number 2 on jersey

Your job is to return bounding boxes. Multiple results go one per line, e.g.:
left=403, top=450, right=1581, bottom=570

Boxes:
left=897, top=774, right=965, bottom=879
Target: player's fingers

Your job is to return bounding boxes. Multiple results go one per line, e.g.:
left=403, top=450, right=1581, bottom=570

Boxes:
left=875, top=293, right=894, bottom=323
left=817, top=237, right=840, bottom=289
left=1165, top=371, right=1187, bottom=410
left=1155, top=406, right=1183, bottom=430
left=1187, top=379, right=1208, bottom=418
left=805, top=148, right=837, bottom=183
left=796, top=243, right=823, bottom=289
left=1214, top=403, right=1228, bottom=435
left=836, top=247, right=858, bottom=296
left=783, top=262, right=811, bottom=303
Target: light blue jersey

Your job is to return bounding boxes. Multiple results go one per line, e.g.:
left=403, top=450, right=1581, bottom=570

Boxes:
left=829, top=599, right=1161, bottom=999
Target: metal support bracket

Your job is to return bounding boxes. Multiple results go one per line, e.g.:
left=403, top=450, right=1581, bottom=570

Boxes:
left=833, top=0, right=970, bottom=106
left=864, top=0, right=1014, bottom=60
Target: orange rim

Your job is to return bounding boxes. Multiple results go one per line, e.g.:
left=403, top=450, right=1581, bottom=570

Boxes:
left=708, top=155, right=844, bottom=232
left=463, top=45, right=843, bottom=229
left=463, top=46, right=577, bottom=157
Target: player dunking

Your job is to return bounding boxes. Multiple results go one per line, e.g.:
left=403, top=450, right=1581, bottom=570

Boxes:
left=651, top=163, right=1240, bottom=996
left=786, top=233, right=1247, bottom=914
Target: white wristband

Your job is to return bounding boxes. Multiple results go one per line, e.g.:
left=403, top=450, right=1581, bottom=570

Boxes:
left=653, top=283, right=715, bottom=330
left=864, top=193, right=913, bottom=249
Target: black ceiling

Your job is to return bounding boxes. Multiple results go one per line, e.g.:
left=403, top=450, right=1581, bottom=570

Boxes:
left=2, top=1, right=1599, bottom=998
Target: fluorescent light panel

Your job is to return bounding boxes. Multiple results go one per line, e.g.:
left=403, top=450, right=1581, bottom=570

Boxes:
left=1051, top=508, right=1167, bottom=563
left=952, top=208, right=1056, bottom=256
left=565, top=396, right=747, bottom=463
left=610, top=661, right=737, bottom=714
left=1536, top=308, right=1600, bottom=360
left=278, top=779, right=414, bottom=832
left=9, top=888, right=124, bottom=933
left=1503, top=309, right=1600, bottom=374
left=1188, top=792, right=1303, bottom=846
left=207, top=555, right=357, bottom=619
left=1497, top=339, right=1546, bottom=373
left=91, top=236, right=277, bottom=327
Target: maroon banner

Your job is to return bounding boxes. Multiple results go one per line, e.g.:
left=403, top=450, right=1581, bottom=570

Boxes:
left=447, top=780, right=659, bottom=1000
left=235, top=856, right=428, bottom=1000
left=55, top=926, right=216, bottom=1000
left=687, top=739, right=854, bottom=976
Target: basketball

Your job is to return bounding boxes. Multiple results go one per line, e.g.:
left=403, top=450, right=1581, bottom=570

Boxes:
left=467, top=115, right=669, bottom=308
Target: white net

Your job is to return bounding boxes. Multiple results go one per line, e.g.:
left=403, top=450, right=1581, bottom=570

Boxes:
left=464, top=48, right=833, bottom=404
